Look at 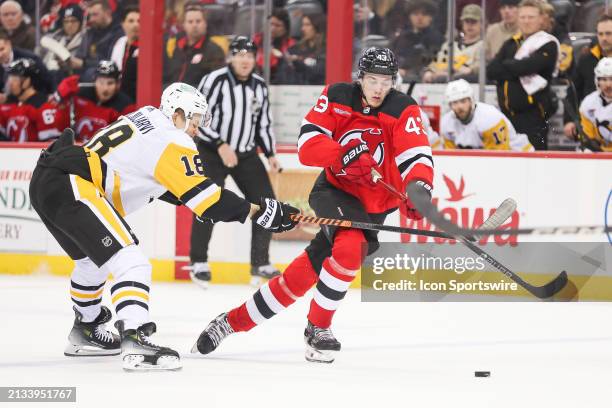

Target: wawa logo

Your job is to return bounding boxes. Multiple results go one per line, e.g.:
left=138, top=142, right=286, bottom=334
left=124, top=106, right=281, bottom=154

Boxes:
left=401, top=174, right=520, bottom=245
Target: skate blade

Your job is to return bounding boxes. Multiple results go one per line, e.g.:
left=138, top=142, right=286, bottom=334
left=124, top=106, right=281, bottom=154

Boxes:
left=121, top=354, right=182, bottom=372
left=305, top=344, right=335, bottom=364
left=64, top=343, right=120, bottom=357
left=190, top=341, right=200, bottom=354
left=190, top=273, right=210, bottom=290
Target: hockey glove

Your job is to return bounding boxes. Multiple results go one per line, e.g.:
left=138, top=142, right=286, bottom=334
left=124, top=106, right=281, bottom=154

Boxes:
left=253, top=198, right=300, bottom=232
left=331, top=139, right=378, bottom=186
left=400, top=180, right=432, bottom=221
left=55, top=75, right=80, bottom=101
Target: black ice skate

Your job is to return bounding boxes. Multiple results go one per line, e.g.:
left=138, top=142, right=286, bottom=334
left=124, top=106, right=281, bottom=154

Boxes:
left=250, top=264, right=280, bottom=286
left=304, top=321, right=341, bottom=363
left=188, top=262, right=211, bottom=289
left=64, top=306, right=120, bottom=357
left=115, top=321, right=181, bottom=371
left=191, top=312, right=235, bottom=355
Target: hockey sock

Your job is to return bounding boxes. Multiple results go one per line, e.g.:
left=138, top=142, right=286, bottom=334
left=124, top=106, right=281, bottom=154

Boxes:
left=307, top=228, right=366, bottom=328
left=228, top=251, right=318, bottom=332
left=69, top=257, right=109, bottom=322
left=101, top=245, right=152, bottom=330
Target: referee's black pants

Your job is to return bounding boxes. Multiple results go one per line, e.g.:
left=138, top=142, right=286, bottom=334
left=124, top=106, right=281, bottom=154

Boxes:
left=190, top=144, right=276, bottom=267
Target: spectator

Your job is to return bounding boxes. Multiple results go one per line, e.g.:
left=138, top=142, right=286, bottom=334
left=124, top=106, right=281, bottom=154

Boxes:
left=439, top=79, right=534, bottom=151
left=487, top=0, right=559, bottom=150
left=0, top=58, right=63, bottom=142
left=485, top=0, right=519, bottom=62
left=0, top=1, right=35, bottom=51
left=163, top=2, right=225, bottom=87
left=53, top=60, right=135, bottom=143
left=564, top=14, right=612, bottom=139
left=354, top=0, right=406, bottom=39
left=191, top=36, right=281, bottom=288
left=392, top=0, right=444, bottom=82
left=72, top=0, right=124, bottom=80
left=0, top=30, right=55, bottom=101
left=578, top=57, right=612, bottom=152
left=277, top=14, right=326, bottom=85
left=541, top=1, right=573, bottom=80
left=111, top=6, right=139, bottom=101
left=422, top=4, right=483, bottom=83
left=40, top=4, right=85, bottom=83
left=253, top=8, right=296, bottom=84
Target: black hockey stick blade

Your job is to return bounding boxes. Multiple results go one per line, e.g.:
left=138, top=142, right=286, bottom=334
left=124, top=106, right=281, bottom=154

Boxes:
left=529, top=270, right=568, bottom=299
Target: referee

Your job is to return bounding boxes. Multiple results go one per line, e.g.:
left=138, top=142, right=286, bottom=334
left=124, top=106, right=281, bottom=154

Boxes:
left=190, top=36, right=282, bottom=288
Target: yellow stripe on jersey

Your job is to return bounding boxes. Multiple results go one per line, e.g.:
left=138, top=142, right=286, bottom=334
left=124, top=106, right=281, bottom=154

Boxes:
left=73, top=176, right=132, bottom=246
left=482, top=119, right=511, bottom=150
left=111, top=171, right=126, bottom=217
left=580, top=113, right=597, bottom=139
left=82, top=147, right=105, bottom=193
left=443, top=138, right=457, bottom=149
left=153, top=143, right=222, bottom=216
left=194, top=188, right=222, bottom=216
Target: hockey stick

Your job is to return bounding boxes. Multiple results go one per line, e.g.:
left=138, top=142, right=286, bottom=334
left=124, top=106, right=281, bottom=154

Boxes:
left=397, top=179, right=568, bottom=299
left=563, top=81, right=602, bottom=152
left=289, top=213, right=456, bottom=240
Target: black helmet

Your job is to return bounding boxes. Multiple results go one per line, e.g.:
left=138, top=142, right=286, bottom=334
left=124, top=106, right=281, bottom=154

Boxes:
left=95, top=60, right=120, bottom=80
left=229, top=36, right=257, bottom=55
left=7, top=58, right=39, bottom=78
left=358, top=47, right=398, bottom=79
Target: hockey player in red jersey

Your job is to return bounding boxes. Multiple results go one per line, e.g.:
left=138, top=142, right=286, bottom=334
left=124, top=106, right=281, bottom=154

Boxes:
left=0, top=58, right=63, bottom=142
left=192, top=47, right=435, bottom=363
left=54, top=60, right=135, bottom=143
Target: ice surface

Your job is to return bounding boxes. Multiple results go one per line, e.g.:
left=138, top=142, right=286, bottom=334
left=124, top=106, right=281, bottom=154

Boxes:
left=0, top=274, right=611, bottom=408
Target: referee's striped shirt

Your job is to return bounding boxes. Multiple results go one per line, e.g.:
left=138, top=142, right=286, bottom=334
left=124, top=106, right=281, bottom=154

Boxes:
left=197, top=66, right=276, bottom=156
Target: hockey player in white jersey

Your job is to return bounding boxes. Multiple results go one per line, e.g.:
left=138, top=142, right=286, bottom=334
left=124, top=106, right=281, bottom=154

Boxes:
left=28, top=82, right=299, bottom=371
left=579, top=57, right=612, bottom=152
left=436, top=79, right=534, bottom=151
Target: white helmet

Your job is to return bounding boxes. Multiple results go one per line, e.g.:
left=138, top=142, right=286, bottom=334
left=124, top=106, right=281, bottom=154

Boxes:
left=445, top=79, right=474, bottom=104
left=160, top=82, right=209, bottom=131
left=595, top=57, right=612, bottom=90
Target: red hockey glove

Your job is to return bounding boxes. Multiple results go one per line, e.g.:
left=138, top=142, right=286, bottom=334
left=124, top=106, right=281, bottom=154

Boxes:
left=56, top=75, right=80, bottom=101
left=331, top=139, right=378, bottom=186
left=400, top=180, right=432, bottom=221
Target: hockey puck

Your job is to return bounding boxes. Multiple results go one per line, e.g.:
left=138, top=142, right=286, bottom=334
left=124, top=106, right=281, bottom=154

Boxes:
left=475, top=371, right=490, bottom=377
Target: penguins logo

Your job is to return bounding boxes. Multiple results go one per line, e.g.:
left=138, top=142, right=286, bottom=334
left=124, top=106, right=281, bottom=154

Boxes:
left=337, top=128, right=385, bottom=165
left=596, top=118, right=611, bottom=142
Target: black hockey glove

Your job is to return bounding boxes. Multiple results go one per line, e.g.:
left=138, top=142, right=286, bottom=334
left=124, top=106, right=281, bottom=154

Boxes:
left=253, top=198, right=300, bottom=232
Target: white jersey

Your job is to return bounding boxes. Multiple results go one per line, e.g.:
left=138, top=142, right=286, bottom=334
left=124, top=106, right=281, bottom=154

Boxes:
left=83, top=106, right=221, bottom=216
left=439, top=102, right=534, bottom=151
left=579, top=91, right=612, bottom=151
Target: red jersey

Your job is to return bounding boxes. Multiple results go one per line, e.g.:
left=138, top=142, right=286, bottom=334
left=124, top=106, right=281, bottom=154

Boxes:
left=0, top=93, right=63, bottom=142
left=297, top=83, right=434, bottom=214
left=57, top=87, right=135, bottom=143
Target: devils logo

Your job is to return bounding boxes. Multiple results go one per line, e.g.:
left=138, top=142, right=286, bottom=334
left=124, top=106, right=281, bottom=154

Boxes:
left=337, top=128, right=385, bottom=165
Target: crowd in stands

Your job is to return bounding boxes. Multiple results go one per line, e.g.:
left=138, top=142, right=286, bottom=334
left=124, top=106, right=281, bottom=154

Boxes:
left=0, top=0, right=608, bottom=150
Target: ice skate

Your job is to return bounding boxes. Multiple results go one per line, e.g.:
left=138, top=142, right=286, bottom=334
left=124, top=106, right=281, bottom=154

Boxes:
left=191, top=312, right=235, bottom=355
left=249, top=264, right=280, bottom=286
left=64, top=306, right=120, bottom=357
left=115, top=321, right=181, bottom=371
left=188, top=262, right=211, bottom=289
left=304, top=321, right=341, bottom=363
